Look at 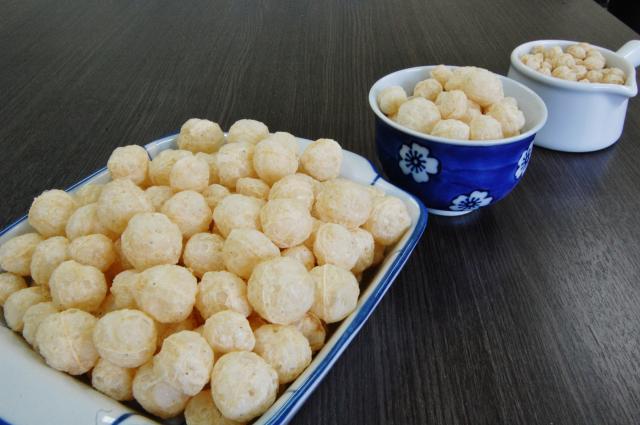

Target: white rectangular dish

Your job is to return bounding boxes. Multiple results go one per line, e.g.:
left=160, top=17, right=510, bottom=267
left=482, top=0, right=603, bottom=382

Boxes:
left=0, top=134, right=428, bottom=425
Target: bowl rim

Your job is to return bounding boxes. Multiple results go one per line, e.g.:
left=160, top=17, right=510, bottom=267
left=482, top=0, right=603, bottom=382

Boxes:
left=368, top=65, right=548, bottom=147
left=509, top=39, right=638, bottom=97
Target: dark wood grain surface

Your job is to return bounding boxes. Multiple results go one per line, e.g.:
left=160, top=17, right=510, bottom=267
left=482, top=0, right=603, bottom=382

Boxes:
left=2, top=0, right=640, bottom=424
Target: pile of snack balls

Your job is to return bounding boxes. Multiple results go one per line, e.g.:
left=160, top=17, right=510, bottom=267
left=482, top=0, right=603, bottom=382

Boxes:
left=520, top=42, right=626, bottom=84
left=0, top=118, right=412, bottom=423
left=377, top=66, right=526, bottom=141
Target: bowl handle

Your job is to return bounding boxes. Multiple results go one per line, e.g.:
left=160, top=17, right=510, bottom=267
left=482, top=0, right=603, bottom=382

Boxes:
left=617, top=40, right=640, bottom=67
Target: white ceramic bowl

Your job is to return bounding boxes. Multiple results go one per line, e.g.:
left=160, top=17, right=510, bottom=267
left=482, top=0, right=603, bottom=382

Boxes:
left=508, top=39, right=640, bottom=152
left=0, top=134, right=428, bottom=425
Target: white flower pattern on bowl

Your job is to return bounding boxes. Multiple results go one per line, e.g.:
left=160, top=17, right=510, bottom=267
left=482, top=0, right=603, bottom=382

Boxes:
left=398, top=143, right=439, bottom=183
left=515, top=142, right=533, bottom=179
left=450, top=191, right=493, bottom=211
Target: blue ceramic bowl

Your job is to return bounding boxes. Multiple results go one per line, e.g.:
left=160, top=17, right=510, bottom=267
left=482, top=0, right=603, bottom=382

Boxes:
left=369, top=66, right=548, bottom=216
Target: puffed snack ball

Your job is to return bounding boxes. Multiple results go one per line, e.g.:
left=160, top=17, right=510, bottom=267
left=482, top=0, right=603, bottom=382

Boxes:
left=49, top=260, right=107, bottom=312
left=161, top=190, right=212, bottom=238
left=66, top=203, right=117, bottom=240
left=364, top=196, right=412, bottom=246
left=202, top=184, right=231, bottom=210
left=149, top=149, right=193, bottom=186
left=185, top=389, right=243, bottom=425
left=309, top=264, right=360, bottom=323
left=22, top=301, right=59, bottom=349
left=36, top=308, right=99, bottom=375
left=395, top=97, right=441, bottom=134
left=469, top=115, right=504, bottom=141
left=216, top=142, right=257, bottom=189
left=153, top=330, right=214, bottom=396
left=178, top=118, right=225, bottom=154
left=313, top=222, right=359, bottom=270
left=552, top=65, right=577, bottom=81
left=254, top=324, right=312, bottom=384
left=253, top=136, right=299, bottom=184
left=213, top=194, right=264, bottom=238
left=300, top=139, right=343, bottom=182
left=247, top=257, right=315, bottom=325
left=430, top=119, right=470, bottom=140
left=460, top=67, right=504, bottom=107
left=183, top=232, right=225, bottom=278
left=91, top=358, right=135, bottom=401
left=282, top=245, right=315, bottom=271
left=222, top=229, right=280, bottom=280
left=29, top=236, right=69, bottom=285
left=69, top=234, right=116, bottom=272
left=28, top=190, right=78, bottom=237
left=107, top=145, right=150, bottom=186
left=97, top=178, right=153, bottom=234
left=431, top=64, right=454, bottom=86
left=435, top=90, right=468, bottom=120
left=350, top=228, right=375, bottom=274
left=227, top=119, right=269, bottom=144
left=376, top=86, right=408, bottom=115
left=235, top=177, right=270, bottom=200
left=0, top=272, right=27, bottom=306
left=3, top=286, right=50, bottom=331
left=110, top=270, right=139, bottom=310
left=136, top=265, right=197, bottom=323
left=314, top=179, right=372, bottom=228
left=144, top=185, right=174, bottom=211
left=294, top=312, right=326, bottom=352
left=202, top=309, right=255, bottom=353
left=268, top=131, right=299, bottom=156
left=414, top=78, right=443, bottom=102
left=196, top=271, right=252, bottom=319
left=195, top=152, right=220, bottom=184
left=268, top=173, right=316, bottom=210
left=170, top=155, right=210, bottom=192
left=93, top=309, right=157, bottom=368
left=155, top=313, right=200, bottom=349
left=0, top=232, right=43, bottom=276
left=443, top=66, right=474, bottom=91
left=121, top=212, right=182, bottom=270
left=74, top=183, right=103, bottom=206
left=260, top=199, right=313, bottom=248
left=486, top=98, right=526, bottom=137
left=133, top=361, right=190, bottom=419
left=210, top=351, right=278, bottom=422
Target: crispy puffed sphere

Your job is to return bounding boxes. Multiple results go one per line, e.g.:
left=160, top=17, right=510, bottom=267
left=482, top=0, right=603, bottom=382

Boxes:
left=309, top=264, right=359, bottom=323
left=586, top=70, right=604, bottom=83
left=121, top=212, right=182, bottom=270
left=413, top=78, right=442, bottom=102
left=30, top=236, right=69, bottom=285
left=0, top=273, right=27, bottom=306
left=313, top=223, right=359, bottom=270
left=210, top=351, right=278, bottom=422
left=571, top=64, right=588, bottom=80
left=444, top=66, right=474, bottom=91
left=153, top=330, right=213, bottom=396
left=93, top=309, right=157, bottom=368
left=222, top=229, right=280, bottom=280
left=268, top=174, right=315, bottom=210
left=431, top=65, right=453, bottom=86
left=91, top=358, right=135, bottom=401
left=22, top=301, right=59, bottom=349
left=294, top=312, right=326, bottom=352
left=213, top=194, right=264, bottom=238
left=605, top=67, right=625, bottom=77
left=0, top=233, right=43, bottom=276
left=28, top=190, right=78, bottom=237
left=350, top=228, right=375, bottom=274
left=136, top=265, right=197, bottom=323
left=602, top=72, right=625, bottom=85
left=144, top=186, right=174, bottom=211
left=269, top=131, right=299, bottom=156
left=178, top=118, right=225, bottom=154
left=183, top=233, right=225, bottom=278
left=260, top=199, right=313, bottom=248
left=254, top=324, right=311, bottom=384
left=161, top=191, right=212, bottom=238
left=235, top=177, right=270, bottom=200
left=553, top=53, right=576, bottom=69
left=565, top=44, right=587, bottom=59
left=195, top=152, right=220, bottom=185
left=4, top=286, right=50, bottom=331
left=133, top=361, right=190, bottom=419
left=544, top=46, right=563, bottom=61
left=303, top=218, right=323, bottom=250
left=520, top=53, right=543, bottom=70
left=247, top=257, right=314, bottom=325
left=253, top=137, right=299, bottom=185
left=460, top=68, right=504, bottom=107
left=216, top=142, right=257, bottom=189
left=155, top=313, right=201, bottom=348
left=314, top=179, right=372, bottom=229
left=377, top=86, right=408, bottom=115
left=203, top=310, right=255, bottom=353
left=49, top=260, right=106, bottom=312
left=202, top=184, right=231, bottom=210
left=69, top=234, right=116, bottom=272
left=196, top=271, right=252, bottom=319
left=363, top=196, right=412, bottom=246
left=36, top=309, right=98, bottom=375
left=110, top=270, right=139, bottom=309
left=583, top=55, right=605, bottom=71
left=396, top=97, right=441, bottom=134
left=149, top=149, right=193, bottom=186
left=107, top=145, right=150, bottom=186
left=431, top=119, right=470, bottom=140
left=552, top=65, right=578, bottom=81
left=460, top=99, right=482, bottom=124
left=227, top=119, right=269, bottom=144
left=97, top=178, right=153, bottom=234
left=74, top=184, right=103, bottom=206
left=185, top=389, right=243, bottom=425
left=282, top=245, right=315, bottom=271
left=170, top=155, right=210, bottom=192
left=300, top=139, right=343, bottom=182
left=435, top=90, right=468, bottom=120
left=66, top=203, right=117, bottom=240
left=469, top=115, right=504, bottom=141
left=486, top=100, right=526, bottom=137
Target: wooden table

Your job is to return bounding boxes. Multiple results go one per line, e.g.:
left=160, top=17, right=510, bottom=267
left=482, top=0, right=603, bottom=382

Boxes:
left=1, top=0, right=639, bottom=423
